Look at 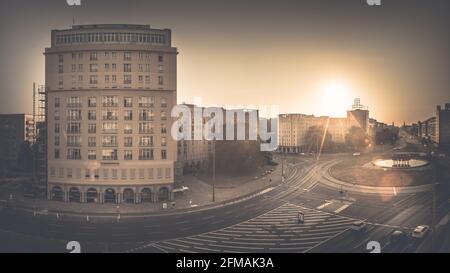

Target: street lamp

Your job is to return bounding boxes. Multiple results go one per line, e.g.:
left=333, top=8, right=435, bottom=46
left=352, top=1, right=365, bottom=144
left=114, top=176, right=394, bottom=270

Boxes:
left=212, top=138, right=216, bottom=202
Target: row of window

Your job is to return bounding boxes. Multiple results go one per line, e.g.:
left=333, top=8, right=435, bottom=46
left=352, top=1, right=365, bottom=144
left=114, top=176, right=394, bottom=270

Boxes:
left=60, top=52, right=164, bottom=62
left=58, top=122, right=164, bottom=134
left=58, top=75, right=164, bottom=87
left=60, top=121, right=166, bottom=135
left=59, top=63, right=164, bottom=73
left=58, top=109, right=168, bottom=121
left=58, top=96, right=168, bottom=108
left=49, top=166, right=172, bottom=180
left=56, top=135, right=166, bottom=148
left=55, top=32, right=167, bottom=45
left=54, top=148, right=167, bottom=161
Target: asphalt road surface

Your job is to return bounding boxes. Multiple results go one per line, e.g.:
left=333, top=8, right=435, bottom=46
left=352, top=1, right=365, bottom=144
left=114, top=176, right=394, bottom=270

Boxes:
left=0, top=153, right=448, bottom=253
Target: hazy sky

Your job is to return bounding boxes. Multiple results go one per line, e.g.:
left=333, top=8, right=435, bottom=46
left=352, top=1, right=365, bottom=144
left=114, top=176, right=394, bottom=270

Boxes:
left=0, top=0, right=449, bottom=124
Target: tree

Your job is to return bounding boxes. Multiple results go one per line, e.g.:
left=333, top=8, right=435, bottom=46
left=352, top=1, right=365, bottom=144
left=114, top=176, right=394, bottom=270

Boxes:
left=304, top=126, right=332, bottom=153
left=345, top=126, right=369, bottom=151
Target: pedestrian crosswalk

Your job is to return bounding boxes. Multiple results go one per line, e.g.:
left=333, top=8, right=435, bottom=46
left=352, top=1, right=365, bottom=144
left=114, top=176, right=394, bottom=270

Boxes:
left=316, top=199, right=353, bottom=214
left=130, top=203, right=357, bottom=253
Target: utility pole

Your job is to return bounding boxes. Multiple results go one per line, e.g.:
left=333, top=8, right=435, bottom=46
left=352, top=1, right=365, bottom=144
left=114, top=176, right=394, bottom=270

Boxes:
left=212, top=138, right=216, bottom=202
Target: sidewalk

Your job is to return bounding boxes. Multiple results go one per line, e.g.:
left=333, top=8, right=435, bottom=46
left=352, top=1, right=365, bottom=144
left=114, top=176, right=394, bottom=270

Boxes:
left=4, top=164, right=283, bottom=217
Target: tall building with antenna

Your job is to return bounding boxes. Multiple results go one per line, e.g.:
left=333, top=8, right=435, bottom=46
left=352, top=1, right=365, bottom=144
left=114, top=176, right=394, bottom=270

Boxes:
left=45, top=24, right=178, bottom=204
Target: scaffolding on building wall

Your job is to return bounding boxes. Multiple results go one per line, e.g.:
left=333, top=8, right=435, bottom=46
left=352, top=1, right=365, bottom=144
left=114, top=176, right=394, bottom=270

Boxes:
left=32, top=83, right=47, bottom=197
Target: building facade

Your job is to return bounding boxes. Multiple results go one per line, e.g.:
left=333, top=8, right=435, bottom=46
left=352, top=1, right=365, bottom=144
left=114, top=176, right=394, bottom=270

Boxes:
left=278, top=114, right=348, bottom=153
left=419, top=103, right=450, bottom=147
left=45, top=24, right=177, bottom=204
left=0, top=114, right=35, bottom=170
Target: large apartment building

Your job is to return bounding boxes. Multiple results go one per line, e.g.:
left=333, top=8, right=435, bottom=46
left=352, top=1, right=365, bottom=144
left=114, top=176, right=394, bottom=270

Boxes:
left=278, top=99, right=370, bottom=153
left=418, top=103, right=450, bottom=147
left=45, top=24, right=177, bottom=204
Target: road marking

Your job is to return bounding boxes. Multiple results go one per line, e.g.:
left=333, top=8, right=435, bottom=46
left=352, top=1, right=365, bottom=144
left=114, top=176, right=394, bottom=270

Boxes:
left=317, top=201, right=333, bottom=209
left=393, top=187, right=397, bottom=196
left=334, top=204, right=350, bottom=214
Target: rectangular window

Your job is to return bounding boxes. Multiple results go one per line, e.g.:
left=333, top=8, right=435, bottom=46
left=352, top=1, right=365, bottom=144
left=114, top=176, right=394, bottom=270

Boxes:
left=71, top=64, right=76, bottom=72
left=104, top=63, right=110, bottom=71
left=102, top=96, right=118, bottom=107
left=102, top=110, right=118, bottom=120
left=54, top=149, right=60, bottom=159
left=161, top=149, right=167, bottom=160
left=88, top=97, right=97, bottom=107
left=161, top=136, right=167, bottom=146
left=124, top=110, right=133, bottom=121
left=102, top=149, right=118, bottom=160
left=158, top=64, right=164, bottom=73
left=124, top=75, right=132, bottom=85
left=161, top=111, right=167, bottom=121
left=146, top=64, right=151, bottom=73
left=112, top=63, right=117, bottom=72
left=148, top=168, right=154, bottom=179
left=90, top=52, right=97, bottom=61
left=158, top=76, right=163, bottom=85
left=55, top=123, right=60, bottom=134
left=88, top=137, right=96, bottom=147
left=55, top=135, right=60, bottom=146
left=139, top=123, right=153, bottom=134
left=139, top=64, right=144, bottom=72
left=67, top=135, right=82, bottom=147
left=90, top=63, right=98, bottom=72
left=139, top=136, right=153, bottom=147
left=78, top=64, right=83, bottom=72
left=138, top=96, right=154, bottom=107
left=124, top=123, right=133, bottom=134
left=158, top=55, right=163, bottom=62
left=54, top=97, right=60, bottom=108
left=124, top=52, right=132, bottom=61
left=88, top=123, right=97, bottom=134
left=102, top=136, right=118, bottom=147
left=139, top=109, right=154, bottom=121
left=124, top=64, right=132, bottom=72
left=67, top=109, right=82, bottom=120
left=105, top=75, right=110, bottom=84
left=161, top=97, right=167, bottom=108
left=124, top=97, right=133, bottom=107
left=166, top=168, right=171, bottom=178
left=59, top=54, right=64, bottom=63
left=67, top=148, right=81, bottom=160
left=67, top=96, right=82, bottom=107
left=66, top=122, right=81, bottom=134
left=124, top=136, right=133, bottom=147
left=102, top=122, right=118, bottom=134
left=124, top=150, right=133, bottom=160
left=139, top=149, right=154, bottom=160
left=112, top=169, right=118, bottom=179
left=88, top=110, right=96, bottom=120
left=88, top=150, right=96, bottom=160
left=161, top=123, right=167, bottom=134
left=90, top=75, right=98, bottom=85
left=157, top=168, right=163, bottom=178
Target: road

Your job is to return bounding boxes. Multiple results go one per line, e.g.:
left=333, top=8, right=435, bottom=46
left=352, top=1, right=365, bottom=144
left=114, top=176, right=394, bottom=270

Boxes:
left=0, top=151, right=449, bottom=253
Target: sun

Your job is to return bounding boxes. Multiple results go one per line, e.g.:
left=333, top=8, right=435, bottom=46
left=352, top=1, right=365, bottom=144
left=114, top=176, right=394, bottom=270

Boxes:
left=319, top=80, right=352, bottom=117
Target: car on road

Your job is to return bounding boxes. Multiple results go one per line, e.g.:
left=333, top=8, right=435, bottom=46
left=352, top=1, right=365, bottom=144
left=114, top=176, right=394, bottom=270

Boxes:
left=389, top=230, right=407, bottom=245
left=352, top=152, right=361, bottom=156
left=351, top=221, right=367, bottom=232
left=411, top=225, right=431, bottom=239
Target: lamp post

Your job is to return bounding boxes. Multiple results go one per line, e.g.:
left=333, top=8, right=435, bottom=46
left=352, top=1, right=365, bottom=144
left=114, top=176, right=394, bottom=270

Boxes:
left=212, top=138, right=216, bottom=202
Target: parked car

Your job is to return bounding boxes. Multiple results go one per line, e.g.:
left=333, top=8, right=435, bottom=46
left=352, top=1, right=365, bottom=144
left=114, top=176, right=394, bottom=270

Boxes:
left=389, top=230, right=407, bottom=245
left=351, top=221, right=367, bottom=232
left=411, top=225, right=431, bottom=239
left=352, top=152, right=361, bottom=156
